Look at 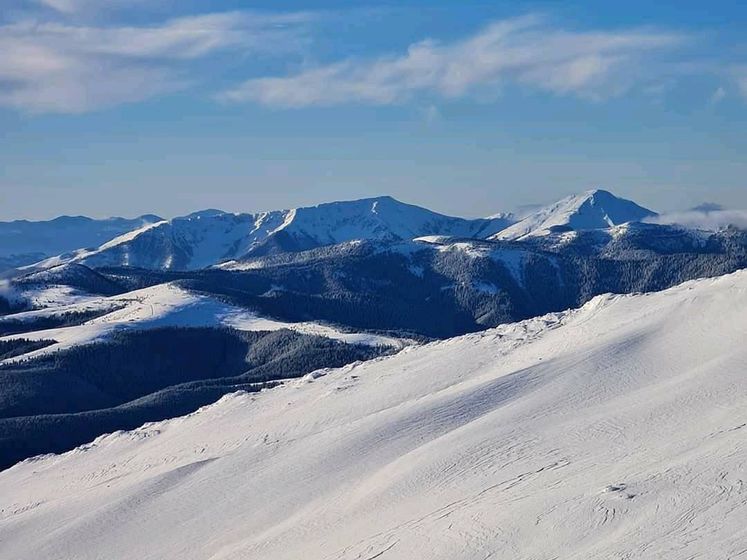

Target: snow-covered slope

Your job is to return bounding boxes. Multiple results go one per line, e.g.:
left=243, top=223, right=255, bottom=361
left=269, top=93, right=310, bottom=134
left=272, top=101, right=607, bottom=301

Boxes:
left=0, top=214, right=162, bottom=271
left=34, top=197, right=514, bottom=271
left=1, top=270, right=745, bottom=559
left=284, top=196, right=510, bottom=245
left=0, top=283, right=404, bottom=365
left=494, top=189, right=657, bottom=240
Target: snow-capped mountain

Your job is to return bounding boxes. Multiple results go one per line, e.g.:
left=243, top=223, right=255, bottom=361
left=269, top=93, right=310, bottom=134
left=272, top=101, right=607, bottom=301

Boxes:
left=2, top=270, right=745, bottom=559
left=494, top=189, right=657, bottom=240
left=34, top=197, right=514, bottom=271
left=0, top=214, right=162, bottom=272
left=5, top=221, right=744, bottom=339
left=274, top=196, right=511, bottom=249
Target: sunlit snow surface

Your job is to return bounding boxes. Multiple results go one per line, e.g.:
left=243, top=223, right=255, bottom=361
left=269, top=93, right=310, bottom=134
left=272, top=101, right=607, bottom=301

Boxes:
left=0, top=283, right=404, bottom=365
left=26, top=197, right=513, bottom=271
left=494, top=189, right=657, bottom=240
left=1, top=271, right=746, bottom=559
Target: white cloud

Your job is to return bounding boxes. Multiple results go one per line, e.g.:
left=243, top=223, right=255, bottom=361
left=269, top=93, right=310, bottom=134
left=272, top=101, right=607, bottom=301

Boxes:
left=646, top=209, right=747, bottom=231
left=31, top=0, right=153, bottom=15
left=0, top=11, right=312, bottom=113
left=221, top=16, right=687, bottom=108
left=33, top=0, right=79, bottom=13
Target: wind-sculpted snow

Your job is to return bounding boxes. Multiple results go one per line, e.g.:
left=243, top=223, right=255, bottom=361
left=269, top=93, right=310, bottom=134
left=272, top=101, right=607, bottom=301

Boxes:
left=1, top=271, right=745, bottom=559
left=0, top=327, right=392, bottom=469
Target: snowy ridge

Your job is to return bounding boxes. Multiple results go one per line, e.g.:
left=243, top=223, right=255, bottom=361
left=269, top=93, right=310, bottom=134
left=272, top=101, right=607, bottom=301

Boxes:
left=494, top=189, right=657, bottom=240
left=0, top=214, right=162, bottom=271
left=1, top=270, right=745, bottom=559
left=283, top=196, right=510, bottom=245
left=0, top=283, right=405, bottom=365
left=26, top=220, right=170, bottom=270
left=96, top=220, right=168, bottom=251
left=28, top=197, right=514, bottom=271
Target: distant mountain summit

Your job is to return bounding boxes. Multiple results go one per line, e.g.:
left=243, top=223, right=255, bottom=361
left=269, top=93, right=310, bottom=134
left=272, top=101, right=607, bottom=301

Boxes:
left=689, top=203, right=725, bottom=213
left=269, top=196, right=511, bottom=253
left=493, top=189, right=657, bottom=240
left=0, top=214, right=162, bottom=272
left=36, top=197, right=514, bottom=271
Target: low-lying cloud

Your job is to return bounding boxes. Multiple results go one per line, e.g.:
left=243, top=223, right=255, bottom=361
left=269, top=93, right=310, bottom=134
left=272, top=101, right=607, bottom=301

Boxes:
left=646, top=209, right=747, bottom=231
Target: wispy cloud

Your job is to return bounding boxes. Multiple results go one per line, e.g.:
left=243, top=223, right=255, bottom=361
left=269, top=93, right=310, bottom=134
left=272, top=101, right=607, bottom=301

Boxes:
left=646, top=207, right=747, bottom=230
left=4, top=8, right=745, bottom=115
left=221, top=16, right=688, bottom=108
left=33, top=0, right=93, bottom=13
left=31, top=0, right=156, bottom=15
left=0, top=10, right=313, bottom=113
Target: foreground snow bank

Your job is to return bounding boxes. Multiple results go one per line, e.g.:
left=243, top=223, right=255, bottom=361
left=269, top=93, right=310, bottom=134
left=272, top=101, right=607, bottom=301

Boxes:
left=1, top=271, right=746, bottom=559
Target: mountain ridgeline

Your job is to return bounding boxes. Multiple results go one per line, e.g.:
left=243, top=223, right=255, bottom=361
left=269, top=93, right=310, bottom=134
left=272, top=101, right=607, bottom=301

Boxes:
left=0, top=214, right=162, bottom=272
left=89, top=224, right=746, bottom=338
left=3, top=190, right=746, bottom=339
left=1, top=189, right=746, bottom=469
left=23, top=196, right=514, bottom=272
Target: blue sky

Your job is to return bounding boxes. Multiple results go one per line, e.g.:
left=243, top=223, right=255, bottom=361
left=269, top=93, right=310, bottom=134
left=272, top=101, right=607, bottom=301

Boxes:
left=1, top=0, right=746, bottom=220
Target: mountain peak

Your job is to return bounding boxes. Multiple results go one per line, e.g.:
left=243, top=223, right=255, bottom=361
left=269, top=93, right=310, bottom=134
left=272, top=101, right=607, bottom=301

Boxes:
left=301, top=195, right=404, bottom=212
left=137, top=214, right=164, bottom=222
left=690, top=202, right=725, bottom=213
left=570, top=188, right=619, bottom=206
left=182, top=209, right=229, bottom=220
left=493, top=189, right=657, bottom=240
left=584, top=187, right=613, bottom=196
left=283, top=195, right=508, bottom=249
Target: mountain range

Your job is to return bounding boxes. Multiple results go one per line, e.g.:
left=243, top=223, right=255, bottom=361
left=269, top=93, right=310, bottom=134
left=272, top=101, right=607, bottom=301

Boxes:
left=5, top=189, right=660, bottom=273
left=0, top=187, right=746, bottom=559
left=21, top=196, right=514, bottom=271
left=0, top=214, right=162, bottom=272
left=0, top=188, right=745, bottom=470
